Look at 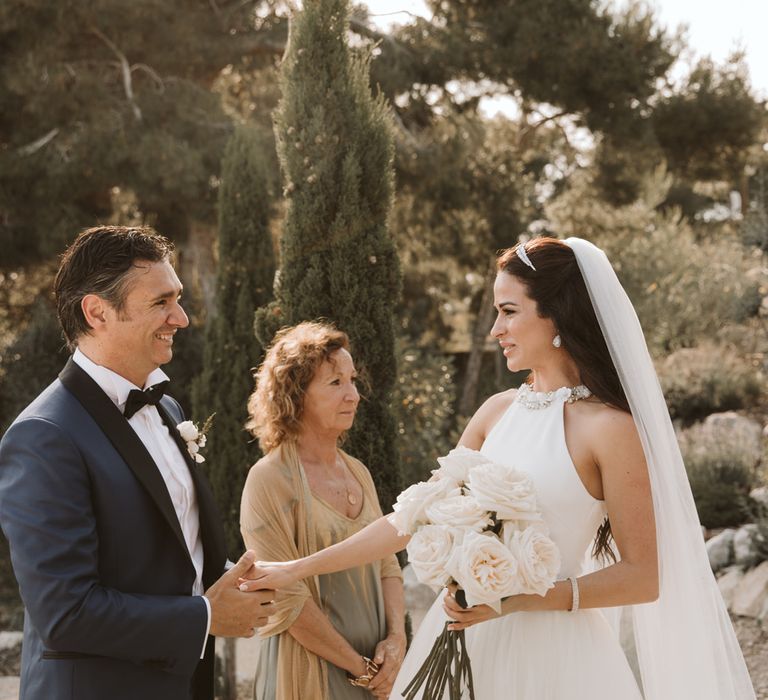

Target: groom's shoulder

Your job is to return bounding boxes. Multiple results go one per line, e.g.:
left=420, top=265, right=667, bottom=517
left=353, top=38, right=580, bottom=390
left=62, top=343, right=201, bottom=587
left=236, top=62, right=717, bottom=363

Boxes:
left=15, top=377, right=70, bottom=421
left=4, top=376, right=81, bottom=439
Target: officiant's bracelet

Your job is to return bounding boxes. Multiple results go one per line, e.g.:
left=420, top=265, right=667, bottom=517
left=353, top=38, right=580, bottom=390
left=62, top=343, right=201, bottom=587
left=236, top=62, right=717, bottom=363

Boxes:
left=347, top=656, right=380, bottom=688
left=568, top=576, right=580, bottom=612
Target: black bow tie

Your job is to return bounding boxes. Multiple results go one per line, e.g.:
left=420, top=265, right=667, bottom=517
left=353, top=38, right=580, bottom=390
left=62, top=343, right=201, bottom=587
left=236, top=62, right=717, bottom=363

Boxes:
left=123, top=381, right=170, bottom=420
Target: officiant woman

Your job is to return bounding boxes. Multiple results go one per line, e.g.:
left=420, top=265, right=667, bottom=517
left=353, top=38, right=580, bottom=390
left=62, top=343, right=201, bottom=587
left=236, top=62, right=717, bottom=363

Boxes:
left=240, top=321, right=405, bottom=700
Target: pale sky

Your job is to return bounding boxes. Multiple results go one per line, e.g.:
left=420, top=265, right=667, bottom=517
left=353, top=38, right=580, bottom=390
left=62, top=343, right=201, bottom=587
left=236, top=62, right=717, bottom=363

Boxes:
left=364, top=0, right=768, bottom=99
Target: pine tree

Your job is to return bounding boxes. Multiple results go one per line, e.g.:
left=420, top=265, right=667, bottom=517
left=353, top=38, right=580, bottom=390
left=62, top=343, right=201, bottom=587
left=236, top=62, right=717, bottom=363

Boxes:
left=192, top=124, right=276, bottom=558
left=256, top=0, right=403, bottom=509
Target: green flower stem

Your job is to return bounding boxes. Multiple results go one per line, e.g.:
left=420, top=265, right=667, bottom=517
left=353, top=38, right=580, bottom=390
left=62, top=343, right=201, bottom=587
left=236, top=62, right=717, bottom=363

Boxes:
left=402, top=621, right=476, bottom=699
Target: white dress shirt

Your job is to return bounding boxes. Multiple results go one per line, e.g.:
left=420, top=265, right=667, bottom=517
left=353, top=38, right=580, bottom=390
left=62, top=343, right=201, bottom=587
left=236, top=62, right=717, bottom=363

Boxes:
left=72, top=349, right=211, bottom=655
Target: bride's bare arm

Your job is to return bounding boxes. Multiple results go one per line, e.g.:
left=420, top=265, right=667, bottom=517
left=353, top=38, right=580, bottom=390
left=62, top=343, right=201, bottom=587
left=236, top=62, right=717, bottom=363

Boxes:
left=241, top=516, right=410, bottom=591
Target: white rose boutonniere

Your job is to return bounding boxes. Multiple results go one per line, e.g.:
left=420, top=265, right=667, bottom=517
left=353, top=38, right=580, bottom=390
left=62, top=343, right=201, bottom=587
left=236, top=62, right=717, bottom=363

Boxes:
left=176, top=415, right=213, bottom=464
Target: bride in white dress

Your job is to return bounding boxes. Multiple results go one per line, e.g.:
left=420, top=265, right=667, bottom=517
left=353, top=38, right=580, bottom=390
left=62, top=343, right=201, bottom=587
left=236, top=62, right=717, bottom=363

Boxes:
left=246, top=237, right=755, bottom=700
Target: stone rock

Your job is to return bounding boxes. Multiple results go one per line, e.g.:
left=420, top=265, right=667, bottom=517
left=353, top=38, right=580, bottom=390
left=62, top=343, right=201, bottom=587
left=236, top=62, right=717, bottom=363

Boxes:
left=759, top=596, right=768, bottom=631
left=402, top=564, right=439, bottom=633
left=733, top=524, right=760, bottom=567
left=402, top=564, right=439, bottom=611
left=717, top=566, right=745, bottom=610
left=0, top=676, right=20, bottom=700
left=731, top=560, right=768, bottom=617
left=706, top=528, right=735, bottom=571
left=702, top=412, right=763, bottom=465
left=0, top=632, right=22, bottom=651
left=750, top=486, right=768, bottom=509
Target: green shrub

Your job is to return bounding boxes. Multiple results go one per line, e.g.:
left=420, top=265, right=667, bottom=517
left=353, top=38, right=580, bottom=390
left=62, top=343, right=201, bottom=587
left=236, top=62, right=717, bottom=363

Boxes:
left=0, top=297, right=68, bottom=433
left=678, top=417, right=761, bottom=528
left=657, top=343, right=764, bottom=421
left=392, top=347, right=458, bottom=490
left=546, top=168, right=761, bottom=354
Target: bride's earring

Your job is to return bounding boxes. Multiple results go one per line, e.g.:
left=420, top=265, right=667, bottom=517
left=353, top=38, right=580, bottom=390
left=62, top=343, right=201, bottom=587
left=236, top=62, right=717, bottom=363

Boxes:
left=552, top=334, right=562, bottom=348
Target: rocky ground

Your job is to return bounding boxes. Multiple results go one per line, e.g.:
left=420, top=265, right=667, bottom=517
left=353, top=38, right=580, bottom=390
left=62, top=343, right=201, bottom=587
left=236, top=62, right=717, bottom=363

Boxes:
left=733, top=615, right=768, bottom=700
left=0, top=610, right=766, bottom=699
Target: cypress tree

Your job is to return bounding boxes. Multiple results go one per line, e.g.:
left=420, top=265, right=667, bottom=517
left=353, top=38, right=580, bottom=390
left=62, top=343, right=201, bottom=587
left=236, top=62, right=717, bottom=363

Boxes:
left=256, top=0, right=403, bottom=509
left=0, top=297, right=68, bottom=433
left=192, top=123, right=276, bottom=558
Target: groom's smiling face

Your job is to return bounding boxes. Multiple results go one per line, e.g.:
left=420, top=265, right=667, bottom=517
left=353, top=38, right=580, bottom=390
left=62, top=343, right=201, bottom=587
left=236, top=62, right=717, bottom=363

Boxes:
left=96, top=259, right=189, bottom=387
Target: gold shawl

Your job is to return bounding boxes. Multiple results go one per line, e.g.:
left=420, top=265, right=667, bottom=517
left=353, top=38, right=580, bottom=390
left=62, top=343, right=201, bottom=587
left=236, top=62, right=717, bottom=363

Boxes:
left=240, top=441, right=401, bottom=700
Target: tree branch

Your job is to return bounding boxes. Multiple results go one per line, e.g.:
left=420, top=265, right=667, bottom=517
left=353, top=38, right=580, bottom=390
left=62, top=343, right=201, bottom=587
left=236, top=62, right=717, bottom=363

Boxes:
left=17, top=128, right=60, bottom=156
left=90, top=26, right=142, bottom=121
left=131, top=63, right=165, bottom=93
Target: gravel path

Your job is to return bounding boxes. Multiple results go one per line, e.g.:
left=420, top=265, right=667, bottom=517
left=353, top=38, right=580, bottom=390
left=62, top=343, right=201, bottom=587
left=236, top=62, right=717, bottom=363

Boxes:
left=733, top=615, right=768, bottom=700
left=0, top=614, right=765, bottom=699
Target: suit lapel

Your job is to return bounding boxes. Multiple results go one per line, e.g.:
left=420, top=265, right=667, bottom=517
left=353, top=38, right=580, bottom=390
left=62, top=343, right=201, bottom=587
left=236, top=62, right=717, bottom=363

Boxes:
left=58, top=359, right=190, bottom=558
left=156, top=400, right=227, bottom=587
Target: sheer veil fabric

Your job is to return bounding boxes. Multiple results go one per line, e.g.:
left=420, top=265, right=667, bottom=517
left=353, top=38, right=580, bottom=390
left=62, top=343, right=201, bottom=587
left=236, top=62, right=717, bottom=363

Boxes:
left=565, top=238, right=755, bottom=699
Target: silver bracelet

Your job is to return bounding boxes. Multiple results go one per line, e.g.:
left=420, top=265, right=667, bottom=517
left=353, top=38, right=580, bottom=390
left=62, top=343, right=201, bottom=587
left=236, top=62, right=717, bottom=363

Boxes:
left=567, top=576, right=580, bottom=612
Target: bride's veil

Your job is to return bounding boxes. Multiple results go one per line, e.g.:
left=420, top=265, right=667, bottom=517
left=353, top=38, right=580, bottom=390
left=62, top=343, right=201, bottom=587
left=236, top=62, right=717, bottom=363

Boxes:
left=565, top=237, right=755, bottom=700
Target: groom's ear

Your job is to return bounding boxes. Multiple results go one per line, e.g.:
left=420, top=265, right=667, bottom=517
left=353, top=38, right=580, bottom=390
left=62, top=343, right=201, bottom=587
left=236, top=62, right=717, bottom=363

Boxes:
left=81, top=294, right=108, bottom=332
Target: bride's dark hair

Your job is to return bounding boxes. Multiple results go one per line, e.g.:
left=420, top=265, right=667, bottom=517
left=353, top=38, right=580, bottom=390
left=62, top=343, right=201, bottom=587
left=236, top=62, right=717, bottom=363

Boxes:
left=497, top=236, right=628, bottom=561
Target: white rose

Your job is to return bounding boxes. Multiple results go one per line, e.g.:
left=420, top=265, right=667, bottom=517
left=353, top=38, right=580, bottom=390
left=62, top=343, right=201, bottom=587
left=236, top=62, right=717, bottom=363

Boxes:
left=504, top=525, right=561, bottom=596
left=388, top=479, right=460, bottom=536
left=434, top=446, right=492, bottom=484
left=502, top=517, right=548, bottom=536
left=177, top=421, right=199, bottom=442
left=406, top=525, right=459, bottom=588
left=426, top=494, right=492, bottom=532
left=447, top=530, right=519, bottom=612
left=468, top=462, right=541, bottom=522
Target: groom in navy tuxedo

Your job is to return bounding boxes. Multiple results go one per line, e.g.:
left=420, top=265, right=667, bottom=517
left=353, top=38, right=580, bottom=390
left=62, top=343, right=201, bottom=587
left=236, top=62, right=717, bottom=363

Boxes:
left=0, top=226, right=275, bottom=700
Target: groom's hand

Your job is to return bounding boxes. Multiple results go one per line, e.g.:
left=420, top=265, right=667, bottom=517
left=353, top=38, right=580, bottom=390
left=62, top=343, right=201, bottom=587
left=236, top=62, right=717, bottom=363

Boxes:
left=205, top=550, right=276, bottom=637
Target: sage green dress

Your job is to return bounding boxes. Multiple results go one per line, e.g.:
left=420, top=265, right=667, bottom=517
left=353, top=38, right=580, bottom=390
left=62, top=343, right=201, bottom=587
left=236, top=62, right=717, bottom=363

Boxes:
left=313, top=493, right=389, bottom=698
left=247, top=446, right=401, bottom=700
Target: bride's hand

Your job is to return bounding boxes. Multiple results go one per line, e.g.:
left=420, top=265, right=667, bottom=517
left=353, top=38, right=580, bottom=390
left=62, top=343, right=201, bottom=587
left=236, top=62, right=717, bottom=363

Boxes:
left=443, top=588, right=500, bottom=631
left=238, top=560, right=300, bottom=592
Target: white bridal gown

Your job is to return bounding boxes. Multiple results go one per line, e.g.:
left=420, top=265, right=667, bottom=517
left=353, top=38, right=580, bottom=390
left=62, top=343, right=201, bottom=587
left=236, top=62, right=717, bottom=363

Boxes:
left=391, top=389, right=644, bottom=700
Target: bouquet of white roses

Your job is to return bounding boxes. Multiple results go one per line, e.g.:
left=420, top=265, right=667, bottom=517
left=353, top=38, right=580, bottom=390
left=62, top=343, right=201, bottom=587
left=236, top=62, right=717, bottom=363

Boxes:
left=390, top=447, right=560, bottom=700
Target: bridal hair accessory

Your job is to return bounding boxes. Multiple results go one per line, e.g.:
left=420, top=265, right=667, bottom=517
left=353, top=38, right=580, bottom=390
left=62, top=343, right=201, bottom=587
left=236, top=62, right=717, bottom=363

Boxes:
left=567, top=577, right=580, bottom=612
left=552, top=334, right=562, bottom=348
left=516, top=243, right=537, bottom=271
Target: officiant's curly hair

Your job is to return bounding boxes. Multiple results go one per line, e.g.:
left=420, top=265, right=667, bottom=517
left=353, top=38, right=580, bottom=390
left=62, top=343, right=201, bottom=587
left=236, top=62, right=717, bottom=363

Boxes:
left=498, top=237, right=629, bottom=562
left=247, top=321, right=353, bottom=452
left=54, top=225, right=174, bottom=350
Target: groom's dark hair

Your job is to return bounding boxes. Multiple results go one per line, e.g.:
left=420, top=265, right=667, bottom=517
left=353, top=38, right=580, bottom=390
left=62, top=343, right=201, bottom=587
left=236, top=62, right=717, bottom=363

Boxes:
left=54, top=225, right=174, bottom=350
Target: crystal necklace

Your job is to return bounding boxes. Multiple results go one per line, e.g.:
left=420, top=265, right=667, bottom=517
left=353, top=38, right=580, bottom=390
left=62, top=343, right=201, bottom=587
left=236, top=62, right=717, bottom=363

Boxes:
left=515, top=382, right=592, bottom=410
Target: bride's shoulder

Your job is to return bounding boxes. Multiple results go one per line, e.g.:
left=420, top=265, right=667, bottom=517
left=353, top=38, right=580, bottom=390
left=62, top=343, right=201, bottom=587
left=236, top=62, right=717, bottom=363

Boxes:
left=478, top=388, right=518, bottom=416
left=460, top=389, right=517, bottom=449
left=577, top=401, right=639, bottom=448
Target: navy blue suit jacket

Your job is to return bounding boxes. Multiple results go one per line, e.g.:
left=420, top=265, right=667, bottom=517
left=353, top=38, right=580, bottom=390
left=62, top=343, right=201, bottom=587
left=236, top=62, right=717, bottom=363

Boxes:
left=0, top=359, right=227, bottom=700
